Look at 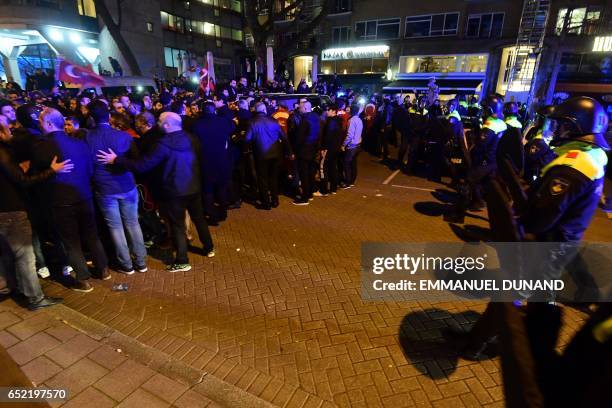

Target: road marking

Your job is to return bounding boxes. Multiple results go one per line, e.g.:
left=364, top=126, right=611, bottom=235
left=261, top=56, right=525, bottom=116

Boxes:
left=391, top=184, right=435, bottom=192
left=382, top=170, right=400, bottom=185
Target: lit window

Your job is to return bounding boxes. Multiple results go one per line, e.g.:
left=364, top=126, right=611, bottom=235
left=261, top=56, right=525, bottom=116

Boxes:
left=76, top=0, right=96, bottom=17
left=146, top=22, right=153, bottom=32
left=555, top=7, right=601, bottom=35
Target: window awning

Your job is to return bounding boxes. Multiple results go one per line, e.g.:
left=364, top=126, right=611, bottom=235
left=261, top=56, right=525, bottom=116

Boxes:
left=383, top=78, right=483, bottom=93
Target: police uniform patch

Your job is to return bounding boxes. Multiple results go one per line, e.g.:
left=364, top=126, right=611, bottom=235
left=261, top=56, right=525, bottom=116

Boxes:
left=550, top=178, right=570, bottom=195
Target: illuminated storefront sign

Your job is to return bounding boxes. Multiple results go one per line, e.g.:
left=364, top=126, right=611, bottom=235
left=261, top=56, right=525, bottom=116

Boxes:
left=322, top=45, right=389, bottom=61
left=592, top=36, right=612, bottom=52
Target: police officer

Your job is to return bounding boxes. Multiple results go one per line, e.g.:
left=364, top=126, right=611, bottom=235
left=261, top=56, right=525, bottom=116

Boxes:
left=403, top=95, right=429, bottom=175
left=522, top=96, right=608, bottom=243
left=445, top=95, right=506, bottom=222
left=497, top=101, right=525, bottom=177
left=444, top=99, right=469, bottom=188
left=444, top=96, right=609, bottom=359
left=523, top=105, right=557, bottom=183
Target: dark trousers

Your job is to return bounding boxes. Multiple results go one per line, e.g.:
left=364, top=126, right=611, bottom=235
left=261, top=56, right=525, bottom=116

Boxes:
left=321, top=151, right=339, bottom=194
left=202, top=180, right=229, bottom=222
left=297, top=158, right=316, bottom=199
left=52, top=200, right=108, bottom=280
left=343, top=147, right=360, bottom=185
left=164, top=194, right=213, bottom=264
left=255, top=157, right=281, bottom=206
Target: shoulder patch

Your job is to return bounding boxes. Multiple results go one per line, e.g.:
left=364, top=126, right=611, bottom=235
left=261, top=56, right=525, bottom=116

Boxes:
left=549, top=177, right=570, bottom=195
left=565, top=151, right=579, bottom=159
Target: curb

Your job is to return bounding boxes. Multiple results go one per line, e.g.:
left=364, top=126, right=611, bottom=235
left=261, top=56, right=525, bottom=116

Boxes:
left=45, top=304, right=276, bottom=408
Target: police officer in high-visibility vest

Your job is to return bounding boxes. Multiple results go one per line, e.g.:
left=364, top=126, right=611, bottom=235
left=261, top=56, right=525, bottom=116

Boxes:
left=496, top=101, right=525, bottom=177
left=523, top=105, right=557, bottom=183
left=522, top=96, right=608, bottom=243
left=443, top=96, right=609, bottom=359
left=444, top=99, right=469, bottom=187
left=445, top=95, right=507, bottom=223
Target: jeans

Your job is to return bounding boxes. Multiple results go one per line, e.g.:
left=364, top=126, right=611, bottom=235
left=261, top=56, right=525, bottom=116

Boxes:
left=0, top=212, right=44, bottom=301
left=52, top=200, right=108, bottom=280
left=343, top=147, right=360, bottom=185
left=96, top=188, right=147, bottom=269
left=164, top=194, right=213, bottom=264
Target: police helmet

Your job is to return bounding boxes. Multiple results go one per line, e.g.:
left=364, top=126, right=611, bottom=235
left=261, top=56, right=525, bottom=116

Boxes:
left=16, top=104, right=45, bottom=129
left=481, top=95, right=504, bottom=118
left=549, top=96, right=609, bottom=150
left=503, top=102, right=519, bottom=117
left=536, top=104, right=555, bottom=117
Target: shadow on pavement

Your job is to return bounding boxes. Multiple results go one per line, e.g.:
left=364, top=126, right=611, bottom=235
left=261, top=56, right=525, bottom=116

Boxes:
left=398, top=308, right=482, bottom=379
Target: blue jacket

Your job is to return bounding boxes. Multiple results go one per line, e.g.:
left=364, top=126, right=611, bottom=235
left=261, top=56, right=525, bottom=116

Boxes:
left=116, top=130, right=201, bottom=198
left=295, top=112, right=321, bottom=159
left=192, top=113, right=235, bottom=183
left=86, top=124, right=137, bottom=195
left=29, top=131, right=94, bottom=206
left=245, top=112, right=292, bottom=160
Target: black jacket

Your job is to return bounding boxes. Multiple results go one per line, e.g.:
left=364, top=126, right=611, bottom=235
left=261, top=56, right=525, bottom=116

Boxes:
left=295, top=112, right=321, bottom=159
left=0, top=141, right=54, bottom=213
left=192, top=113, right=235, bottom=183
left=245, top=112, right=292, bottom=160
left=322, top=116, right=344, bottom=153
left=29, top=131, right=94, bottom=206
left=116, top=130, right=201, bottom=198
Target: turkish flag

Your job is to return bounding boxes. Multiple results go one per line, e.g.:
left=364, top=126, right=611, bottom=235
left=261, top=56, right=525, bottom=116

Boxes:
left=57, top=58, right=105, bottom=87
left=198, top=63, right=215, bottom=95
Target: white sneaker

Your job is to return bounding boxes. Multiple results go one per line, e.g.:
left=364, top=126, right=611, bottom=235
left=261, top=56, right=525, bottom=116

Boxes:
left=37, top=267, right=50, bottom=279
left=206, top=250, right=215, bottom=258
left=62, top=266, right=73, bottom=277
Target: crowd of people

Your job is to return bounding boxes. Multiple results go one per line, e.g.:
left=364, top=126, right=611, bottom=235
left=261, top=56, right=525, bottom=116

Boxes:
left=0, top=75, right=610, bottom=310
left=0, top=76, right=375, bottom=310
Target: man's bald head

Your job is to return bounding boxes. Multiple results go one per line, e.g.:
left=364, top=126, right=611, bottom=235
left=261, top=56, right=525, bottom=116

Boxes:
left=159, top=111, right=182, bottom=134
left=39, top=107, right=65, bottom=134
left=299, top=101, right=312, bottom=113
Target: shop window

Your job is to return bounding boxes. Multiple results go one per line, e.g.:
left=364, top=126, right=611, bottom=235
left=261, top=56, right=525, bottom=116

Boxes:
left=76, top=0, right=96, bottom=17
left=405, top=13, right=459, bottom=38
left=164, top=47, right=188, bottom=68
left=466, top=13, right=504, bottom=38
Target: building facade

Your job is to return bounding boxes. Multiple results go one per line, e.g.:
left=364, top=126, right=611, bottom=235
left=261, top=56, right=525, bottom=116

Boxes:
left=0, top=0, right=246, bottom=87
left=315, top=0, right=610, bottom=105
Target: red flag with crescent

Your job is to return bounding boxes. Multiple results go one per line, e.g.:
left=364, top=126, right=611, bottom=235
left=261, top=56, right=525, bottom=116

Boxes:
left=57, top=58, right=105, bottom=87
left=198, top=62, right=215, bottom=95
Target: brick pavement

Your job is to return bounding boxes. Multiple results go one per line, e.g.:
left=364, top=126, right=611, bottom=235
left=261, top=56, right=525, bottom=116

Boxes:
left=25, top=154, right=611, bottom=407
left=0, top=299, right=266, bottom=407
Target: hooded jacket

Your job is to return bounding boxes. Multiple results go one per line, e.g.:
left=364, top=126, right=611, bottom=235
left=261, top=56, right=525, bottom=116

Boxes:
left=116, top=130, right=201, bottom=198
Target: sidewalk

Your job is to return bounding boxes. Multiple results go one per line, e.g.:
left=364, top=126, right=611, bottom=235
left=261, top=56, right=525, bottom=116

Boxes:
left=0, top=298, right=273, bottom=408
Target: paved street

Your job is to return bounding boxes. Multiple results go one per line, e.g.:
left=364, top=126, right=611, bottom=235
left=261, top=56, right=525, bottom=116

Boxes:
left=5, top=154, right=611, bottom=407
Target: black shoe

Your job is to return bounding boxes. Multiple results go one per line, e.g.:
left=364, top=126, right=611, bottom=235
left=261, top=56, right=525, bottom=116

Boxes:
left=113, top=266, right=135, bottom=275
left=135, top=264, right=148, bottom=273
left=72, top=280, right=94, bottom=293
left=228, top=200, right=242, bottom=210
left=255, top=202, right=271, bottom=210
left=292, top=199, right=310, bottom=206
left=100, top=269, right=111, bottom=280
left=271, top=199, right=279, bottom=208
left=27, top=296, right=63, bottom=311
